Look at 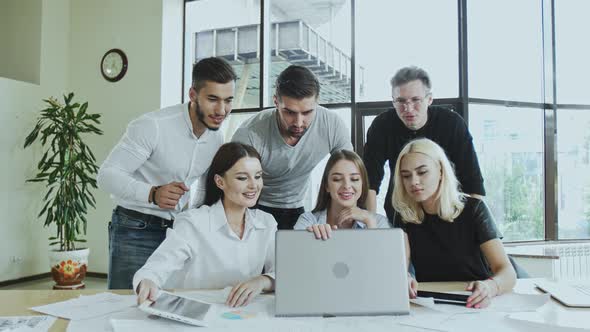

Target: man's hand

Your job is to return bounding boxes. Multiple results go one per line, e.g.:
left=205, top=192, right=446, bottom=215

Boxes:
left=153, top=182, right=189, bottom=209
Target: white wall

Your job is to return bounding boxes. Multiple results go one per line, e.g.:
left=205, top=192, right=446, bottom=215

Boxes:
left=0, top=0, right=42, bottom=84
left=1, top=0, right=184, bottom=282
left=0, top=0, right=71, bottom=282
left=68, top=0, right=164, bottom=275
left=161, top=0, right=184, bottom=108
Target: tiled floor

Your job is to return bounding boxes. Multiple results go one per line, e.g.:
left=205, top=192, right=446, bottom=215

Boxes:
left=0, top=277, right=107, bottom=290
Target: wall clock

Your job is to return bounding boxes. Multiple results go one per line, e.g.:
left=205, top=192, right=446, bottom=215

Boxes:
left=100, top=48, right=128, bottom=82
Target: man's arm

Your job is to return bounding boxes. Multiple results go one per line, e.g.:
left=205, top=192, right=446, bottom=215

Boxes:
left=97, top=117, right=157, bottom=203
left=448, top=113, right=486, bottom=197
left=362, top=114, right=389, bottom=213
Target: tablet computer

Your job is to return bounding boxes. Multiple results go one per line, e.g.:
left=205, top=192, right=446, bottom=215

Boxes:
left=138, top=291, right=213, bottom=326
left=416, top=290, right=469, bottom=306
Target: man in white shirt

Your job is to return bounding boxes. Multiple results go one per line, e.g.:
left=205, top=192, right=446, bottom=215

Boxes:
left=232, top=65, right=353, bottom=229
left=97, top=57, right=236, bottom=289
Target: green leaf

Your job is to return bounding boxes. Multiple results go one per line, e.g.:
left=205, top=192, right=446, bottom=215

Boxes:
left=23, top=123, right=42, bottom=148
left=65, top=93, right=74, bottom=105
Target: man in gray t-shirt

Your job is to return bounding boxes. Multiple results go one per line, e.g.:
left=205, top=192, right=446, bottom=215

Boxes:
left=232, top=65, right=352, bottom=229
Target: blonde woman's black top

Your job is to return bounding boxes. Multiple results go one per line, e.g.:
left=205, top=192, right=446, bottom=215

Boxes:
left=393, top=197, right=500, bottom=282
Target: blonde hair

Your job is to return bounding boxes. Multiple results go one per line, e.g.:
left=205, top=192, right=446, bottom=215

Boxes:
left=392, top=138, right=466, bottom=224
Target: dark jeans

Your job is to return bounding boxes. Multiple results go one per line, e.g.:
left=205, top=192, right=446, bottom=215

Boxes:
left=108, top=206, right=173, bottom=290
left=257, top=205, right=304, bottom=230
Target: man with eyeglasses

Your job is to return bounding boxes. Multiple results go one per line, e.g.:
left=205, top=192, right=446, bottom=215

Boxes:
left=232, top=65, right=352, bottom=230
left=363, top=66, right=485, bottom=221
left=98, top=57, right=236, bottom=289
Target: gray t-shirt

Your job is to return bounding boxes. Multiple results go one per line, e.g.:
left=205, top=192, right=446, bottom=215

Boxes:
left=294, top=210, right=391, bottom=230
left=232, top=106, right=352, bottom=208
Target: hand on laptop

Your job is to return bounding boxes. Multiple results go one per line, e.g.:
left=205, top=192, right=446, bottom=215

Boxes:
left=226, top=275, right=272, bottom=308
left=465, top=280, right=493, bottom=308
left=136, top=278, right=159, bottom=305
left=306, top=224, right=338, bottom=240
left=408, top=273, right=418, bottom=299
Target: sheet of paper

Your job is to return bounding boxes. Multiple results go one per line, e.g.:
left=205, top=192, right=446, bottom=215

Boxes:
left=412, top=292, right=550, bottom=314
left=111, top=318, right=321, bottom=332
left=31, top=293, right=136, bottom=320
left=508, top=312, right=590, bottom=331
left=0, top=316, right=56, bottom=332
left=181, top=288, right=275, bottom=326
left=66, top=307, right=147, bottom=332
left=397, top=312, right=454, bottom=331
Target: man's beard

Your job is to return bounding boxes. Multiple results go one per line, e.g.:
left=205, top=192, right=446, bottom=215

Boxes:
left=287, top=126, right=307, bottom=137
left=195, top=101, right=221, bottom=131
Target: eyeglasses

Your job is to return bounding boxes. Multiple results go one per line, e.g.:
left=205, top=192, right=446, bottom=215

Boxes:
left=393, top=94, right=431, bottom=108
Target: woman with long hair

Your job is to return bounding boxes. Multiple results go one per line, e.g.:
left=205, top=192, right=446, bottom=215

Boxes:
left=134, top=142, right=276, bottom=307
left=294, top=150, right=389, bottom=239
left=392, top=138, right=515, bottom=308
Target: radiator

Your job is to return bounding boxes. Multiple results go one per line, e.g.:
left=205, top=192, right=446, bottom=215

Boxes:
left=549, top=244, right=590, bottom=280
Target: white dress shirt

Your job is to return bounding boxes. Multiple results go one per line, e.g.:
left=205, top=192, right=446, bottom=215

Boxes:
left=132, top=200, right=277, bottom=291
left=97, top=103, right=223, bottom=219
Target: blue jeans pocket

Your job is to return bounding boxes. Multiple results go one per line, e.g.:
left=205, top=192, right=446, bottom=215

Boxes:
left=114, top=214, right=147, bottom=230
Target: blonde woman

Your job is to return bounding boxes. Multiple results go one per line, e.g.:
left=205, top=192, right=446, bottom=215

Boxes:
left=294, top=150, right=389, bottom=239
left=392, top=138, right=515, bottom=309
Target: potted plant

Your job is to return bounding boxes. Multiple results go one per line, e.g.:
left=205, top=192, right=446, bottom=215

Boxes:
left=24, top=93, right=103, bottom=289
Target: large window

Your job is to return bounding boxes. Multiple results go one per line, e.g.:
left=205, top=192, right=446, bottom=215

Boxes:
left=555, top=0, right=590, bottom=104
left=356, top=0, right=458, bottom=101
left=268, top=1, right=352, bottom=105
left=557, top=110, right=590, bottom=239
left=184, top=0, right=590, bottom=242
left=184, top=0, right=261, bottom=109
left=467, top=0, right=544, bottom=102
left=470, top=105, right=544, bottom=241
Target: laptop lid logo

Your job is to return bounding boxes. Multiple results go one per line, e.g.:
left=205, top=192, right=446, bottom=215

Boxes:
left=332, top=262, right=349, bottom=279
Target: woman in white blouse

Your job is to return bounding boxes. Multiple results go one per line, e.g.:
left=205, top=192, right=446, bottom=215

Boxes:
left=134, top=142, right=277, bottom=307
left=294, top=150, right=389, bottom=239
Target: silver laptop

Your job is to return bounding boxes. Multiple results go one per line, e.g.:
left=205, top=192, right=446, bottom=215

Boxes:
left=275, top=228, right=410, bottom=317
left=535, top=279, right=590, bottom=307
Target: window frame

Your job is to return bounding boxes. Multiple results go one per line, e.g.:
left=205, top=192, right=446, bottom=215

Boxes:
left=183, top=0, right=590, bottom=242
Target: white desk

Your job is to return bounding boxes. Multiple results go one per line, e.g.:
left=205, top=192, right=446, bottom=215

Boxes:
left=1, top=279, right=588, bottom=331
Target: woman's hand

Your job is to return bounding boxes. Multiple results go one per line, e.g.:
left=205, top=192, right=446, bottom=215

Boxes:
left=306, top=224, right=337, bottom=240
left=136, top=279, right=159, bottom=305
left=408, top=273, right=418, bottom=299
left=226, top=275, right=271, bottom=307
left=465, top=280, right=496, bottom=308
left=337, top=207, right=377, bottom=228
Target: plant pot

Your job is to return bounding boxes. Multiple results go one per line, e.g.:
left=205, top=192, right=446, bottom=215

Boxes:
left=48, top=248, right=89, bottom=290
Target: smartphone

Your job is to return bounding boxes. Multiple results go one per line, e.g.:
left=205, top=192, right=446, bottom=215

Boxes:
left=416, top=290, right=469, bottom=306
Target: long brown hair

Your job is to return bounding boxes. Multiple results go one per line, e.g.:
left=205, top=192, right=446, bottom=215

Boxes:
left=312, top=150, right=370, bottom=213
left=204, top=142, right=261, bottom=206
